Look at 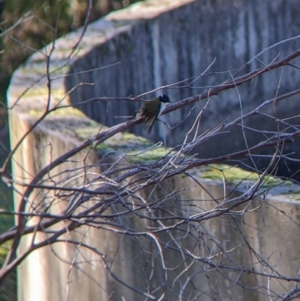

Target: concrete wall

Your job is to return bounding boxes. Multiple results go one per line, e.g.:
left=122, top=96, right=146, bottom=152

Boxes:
left=65, top=0, right=300, bottom=179
left=7, top=0, right=300, bottom=300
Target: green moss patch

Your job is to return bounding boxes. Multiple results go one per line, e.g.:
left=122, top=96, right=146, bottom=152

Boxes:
left=203, top=164, right=292, bottom=187
left=126, top=147, right=171, bottom=163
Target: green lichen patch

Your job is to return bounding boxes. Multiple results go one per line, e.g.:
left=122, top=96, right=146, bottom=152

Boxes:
left=95, top=143, right=116, bottom=154
left=89, top=130, right=174, bottom=163
left=23, top=87, right=65, bottom=98
left=126, top=146, right=172, bottom=163
left=202, top=164, right=292, bottom=187
left=81, top=129, right=155, bottom=157
left=28, top=105, right=86, bottom=120
left=49, top=106, right=86, bottom=117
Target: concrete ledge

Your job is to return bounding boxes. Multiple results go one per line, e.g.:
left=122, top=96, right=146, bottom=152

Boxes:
left=7, top=0, right=300, bottom=301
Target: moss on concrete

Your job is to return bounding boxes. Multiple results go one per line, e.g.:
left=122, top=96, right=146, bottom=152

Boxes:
left=126, top=147, right=171, bottom=163
left=202, top=164, right=293, bottom=187
left=28, top=105, right=85, bottom=119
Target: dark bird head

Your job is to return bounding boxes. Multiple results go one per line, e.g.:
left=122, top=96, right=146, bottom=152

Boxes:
left=158, top=94, right=171, bottom=103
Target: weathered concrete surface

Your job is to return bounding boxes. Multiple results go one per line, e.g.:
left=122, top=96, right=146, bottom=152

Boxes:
left=65, top=0, right=300, bottom=180
left=6, top=0, right=300, bottom=300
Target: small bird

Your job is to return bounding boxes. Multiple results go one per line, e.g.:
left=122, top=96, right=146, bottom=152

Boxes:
left=135, top=94, right=171, bottom=133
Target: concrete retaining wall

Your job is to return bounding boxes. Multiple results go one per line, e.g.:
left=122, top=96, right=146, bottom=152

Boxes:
left=7, top=0, right=300, bottom=300
left=65, top=0, right=300, bottom=180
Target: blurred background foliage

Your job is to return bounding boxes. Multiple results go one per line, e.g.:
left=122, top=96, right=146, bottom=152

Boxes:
left=0, top=0, right=143, bottom=105
left=0, top=1, right=143, bottom=300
